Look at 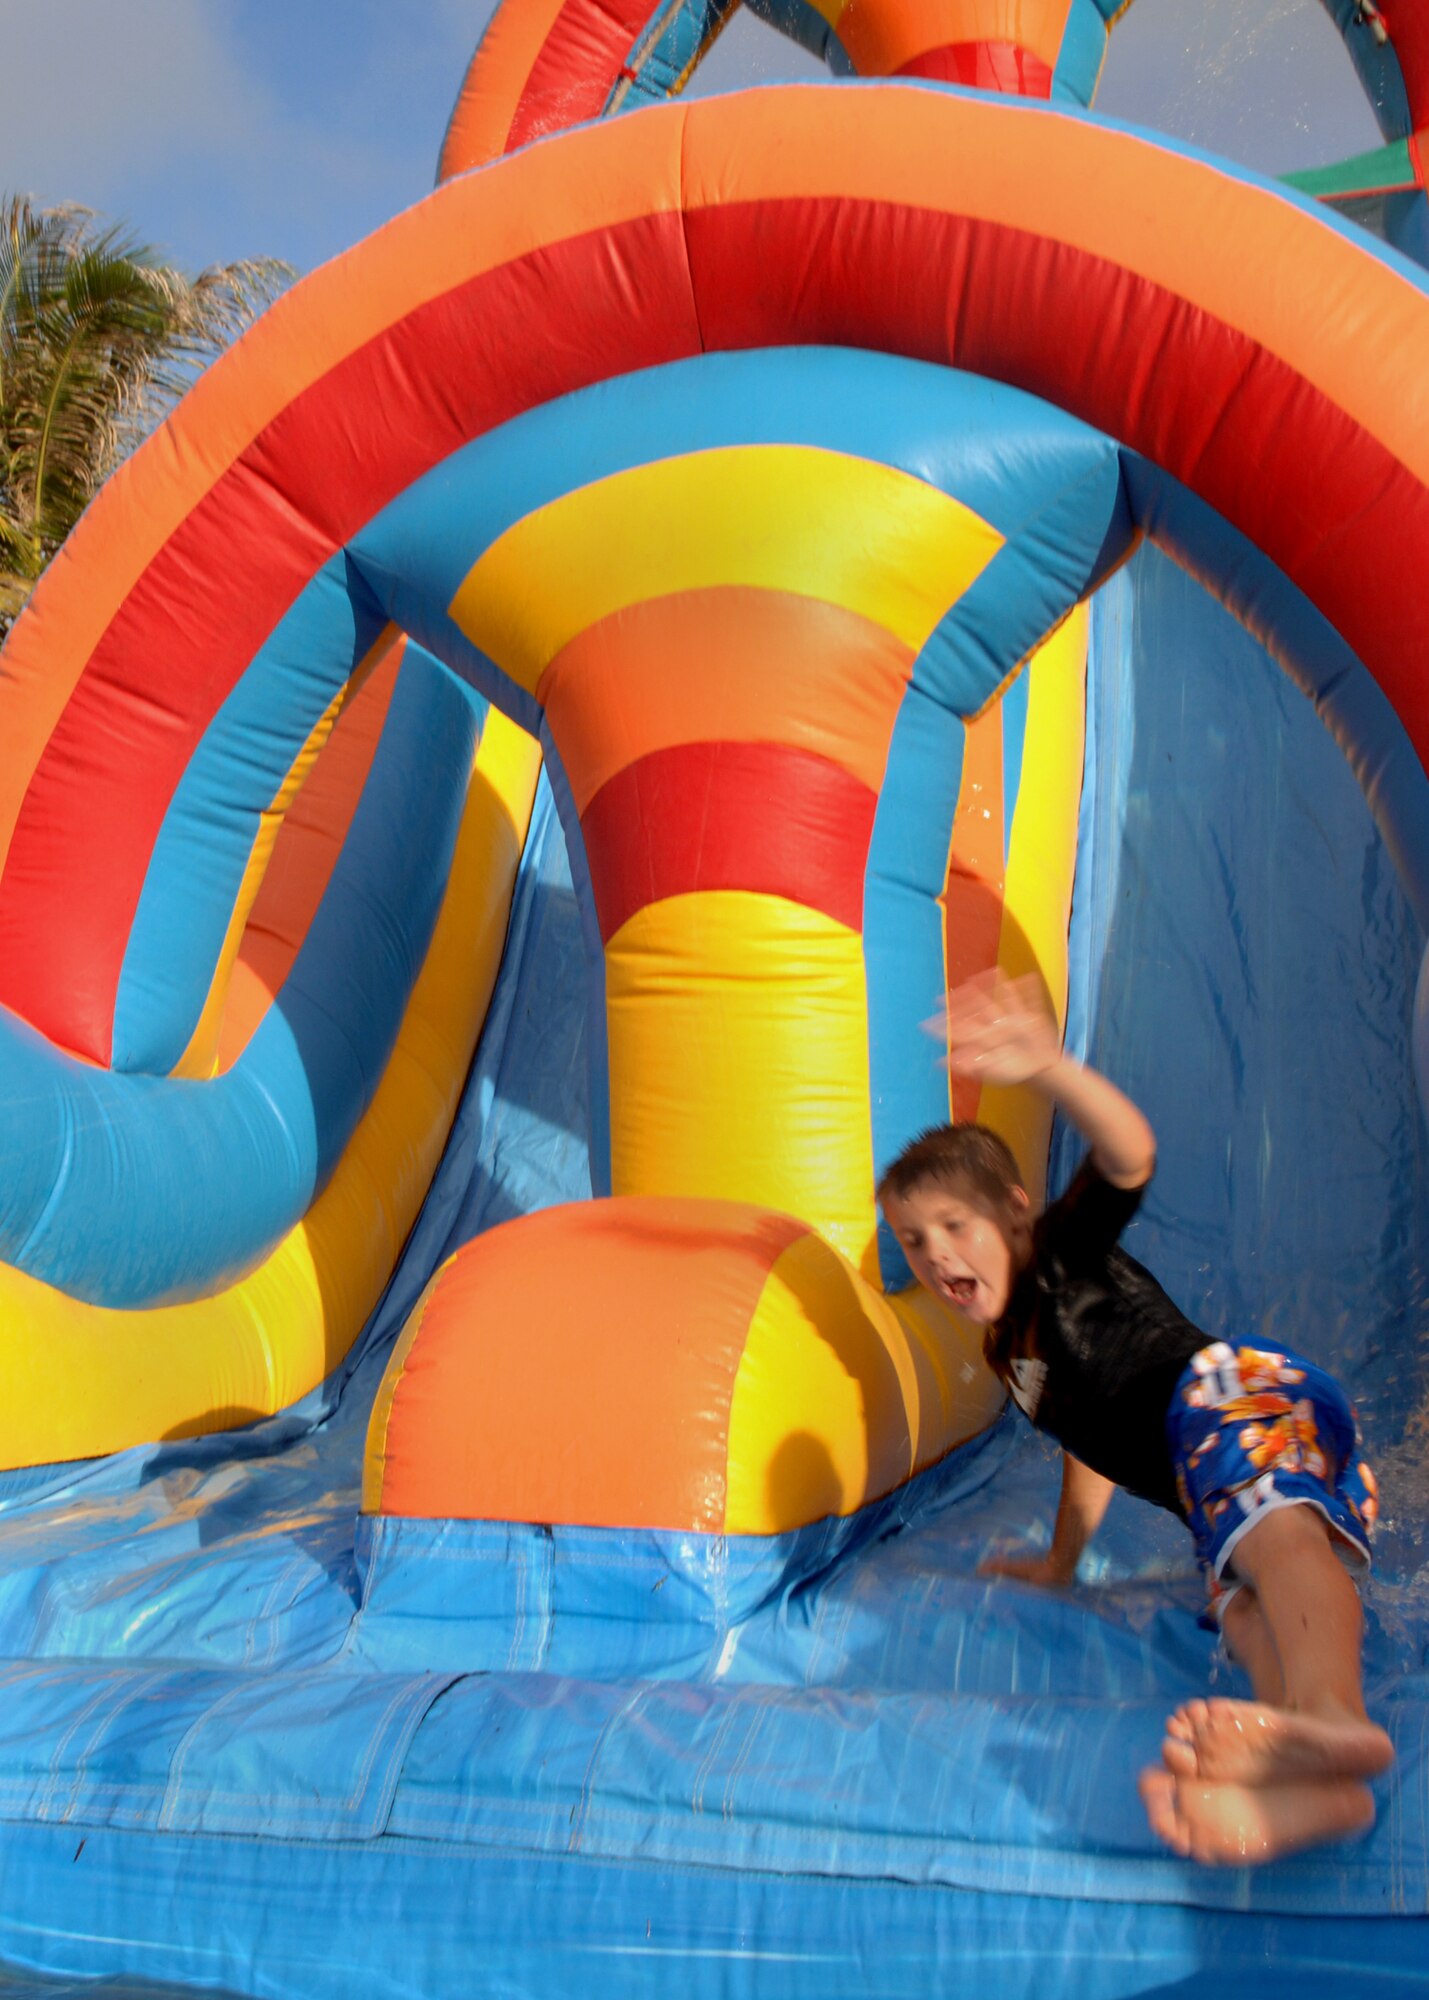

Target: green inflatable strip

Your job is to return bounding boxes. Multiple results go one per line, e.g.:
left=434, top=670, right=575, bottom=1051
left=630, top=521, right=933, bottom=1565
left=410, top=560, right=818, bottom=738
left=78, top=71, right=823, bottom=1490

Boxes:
left=1284, top=135, right=1417, bottom=201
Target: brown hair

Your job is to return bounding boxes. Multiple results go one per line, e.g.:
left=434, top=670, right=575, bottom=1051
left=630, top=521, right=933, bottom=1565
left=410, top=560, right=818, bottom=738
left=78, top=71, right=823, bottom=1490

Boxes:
left=877, top=1124, right=1029, bottom=1376
left=876, top=1122, right=1026, bottom=1216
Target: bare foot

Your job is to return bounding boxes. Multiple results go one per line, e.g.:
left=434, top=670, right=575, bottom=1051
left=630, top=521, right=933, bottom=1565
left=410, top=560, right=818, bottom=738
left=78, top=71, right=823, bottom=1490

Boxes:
left=1139, top=1765, right=1375, bottom=1866
left=1163, top=1698, right=1393, bottom=1786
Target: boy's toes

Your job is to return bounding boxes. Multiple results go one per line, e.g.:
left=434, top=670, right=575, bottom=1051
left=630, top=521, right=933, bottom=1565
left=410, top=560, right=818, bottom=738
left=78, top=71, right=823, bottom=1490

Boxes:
left=1165, top=1707, right=1191, bottom=1743
left=1138, top=1767, right=1194, bottom=1858
left=1161, top=1731, right=1200, bottom=1778
left=1166, top=1699, right=1210, bottom=1746
left=1161, top=1699, right=1218, bottom=1777
left=1166, top=1699, right=1393, bottom=1786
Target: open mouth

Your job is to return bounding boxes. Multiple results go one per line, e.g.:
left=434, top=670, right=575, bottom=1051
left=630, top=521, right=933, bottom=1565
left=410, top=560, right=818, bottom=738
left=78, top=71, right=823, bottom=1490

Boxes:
left=941, top=1275, right=979, bottom=1309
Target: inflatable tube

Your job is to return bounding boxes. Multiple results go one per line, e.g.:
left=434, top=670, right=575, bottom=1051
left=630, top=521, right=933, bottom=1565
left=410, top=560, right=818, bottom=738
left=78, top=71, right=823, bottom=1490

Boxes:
left=0, top=698, right=540, bottom=1463
left=436, top=0, right=1126, bottom=176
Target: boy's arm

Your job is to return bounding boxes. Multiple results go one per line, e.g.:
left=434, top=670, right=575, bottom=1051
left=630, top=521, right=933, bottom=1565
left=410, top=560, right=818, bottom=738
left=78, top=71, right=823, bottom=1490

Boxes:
left=938, top=974, right=1132, bottom=1587
left=980, top=1452, right=1115, bottom=1586
left=938, top=973, right=1156, bottom=1189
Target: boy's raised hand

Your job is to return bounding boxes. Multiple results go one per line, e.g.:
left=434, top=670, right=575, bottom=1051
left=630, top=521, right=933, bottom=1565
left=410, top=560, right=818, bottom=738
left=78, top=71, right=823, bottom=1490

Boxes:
left=924, top=971, right=1061, bottom=1086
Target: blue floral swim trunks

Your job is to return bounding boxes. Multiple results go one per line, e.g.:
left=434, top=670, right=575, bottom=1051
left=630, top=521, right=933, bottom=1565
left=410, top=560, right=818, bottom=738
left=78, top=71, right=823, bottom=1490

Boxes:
left=1165, top=1340, right=1378, bottom=1619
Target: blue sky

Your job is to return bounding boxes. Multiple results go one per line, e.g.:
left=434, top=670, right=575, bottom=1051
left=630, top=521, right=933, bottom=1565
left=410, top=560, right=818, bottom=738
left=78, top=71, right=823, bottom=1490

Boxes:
left=0, top=0, right=1384, bottom=276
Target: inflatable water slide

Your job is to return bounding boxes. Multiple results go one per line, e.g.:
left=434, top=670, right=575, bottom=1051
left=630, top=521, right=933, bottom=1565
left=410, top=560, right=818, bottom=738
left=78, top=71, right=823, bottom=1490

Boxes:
left=0, top=0, right=1427, bottom=1991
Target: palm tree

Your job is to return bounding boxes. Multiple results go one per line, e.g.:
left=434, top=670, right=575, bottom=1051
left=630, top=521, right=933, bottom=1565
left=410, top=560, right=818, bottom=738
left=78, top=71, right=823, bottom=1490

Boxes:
left=0, top=197, right=289, bottom=635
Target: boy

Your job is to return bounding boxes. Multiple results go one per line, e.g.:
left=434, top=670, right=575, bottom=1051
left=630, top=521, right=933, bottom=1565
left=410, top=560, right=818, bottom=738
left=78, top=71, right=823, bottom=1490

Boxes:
left=878, top=971, right=1391, bottom=1866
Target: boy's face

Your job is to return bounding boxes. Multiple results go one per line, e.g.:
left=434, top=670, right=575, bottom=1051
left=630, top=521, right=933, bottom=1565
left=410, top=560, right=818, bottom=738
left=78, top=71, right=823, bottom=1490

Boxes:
left=882, top=1176, right=1029, bottom=1324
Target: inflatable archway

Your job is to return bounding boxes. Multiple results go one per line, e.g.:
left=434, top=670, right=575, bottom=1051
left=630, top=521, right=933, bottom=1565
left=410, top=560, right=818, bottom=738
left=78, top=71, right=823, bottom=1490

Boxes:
left=0, top=44, right=1427, bottom=2000
left=439, top=0, right=1127, bottom=170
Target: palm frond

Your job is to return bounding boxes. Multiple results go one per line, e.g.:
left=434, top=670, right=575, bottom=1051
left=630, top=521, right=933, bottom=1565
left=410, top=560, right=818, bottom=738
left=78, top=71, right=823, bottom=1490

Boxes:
left=0, top=195, right=293, bottom=615
left=116, top=254, right=290, bottom=443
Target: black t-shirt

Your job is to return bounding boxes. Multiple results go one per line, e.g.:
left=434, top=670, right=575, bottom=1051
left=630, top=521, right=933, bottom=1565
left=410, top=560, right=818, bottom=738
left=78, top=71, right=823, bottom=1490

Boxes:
left=990, top=1158, right=1209, bottom=1515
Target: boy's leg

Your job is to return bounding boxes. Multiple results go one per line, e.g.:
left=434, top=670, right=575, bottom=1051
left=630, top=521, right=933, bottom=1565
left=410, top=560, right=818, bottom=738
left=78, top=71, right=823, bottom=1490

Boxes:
left=1218, top=1586, right=1284, bottom=1705
left=1163, top=1504, right=1391, bottom=1786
